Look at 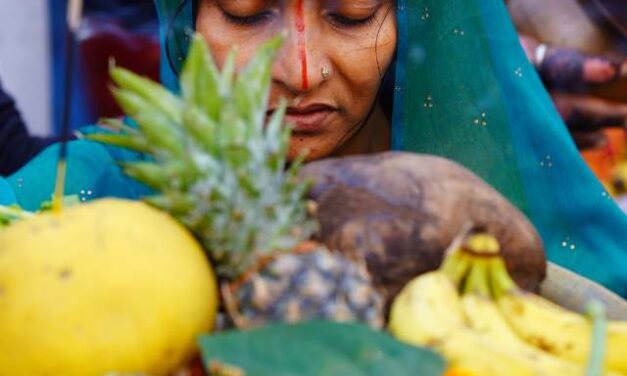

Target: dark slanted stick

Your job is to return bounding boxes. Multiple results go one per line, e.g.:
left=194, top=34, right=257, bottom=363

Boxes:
left=52, top=0, right=83, bottom=212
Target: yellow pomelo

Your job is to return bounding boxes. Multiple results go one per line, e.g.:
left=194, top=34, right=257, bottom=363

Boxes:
left=0, top=199, right=218, bottom=376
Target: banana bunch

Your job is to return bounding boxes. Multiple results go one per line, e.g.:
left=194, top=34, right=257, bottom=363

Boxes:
left=388, top=233, right=627, bottom=376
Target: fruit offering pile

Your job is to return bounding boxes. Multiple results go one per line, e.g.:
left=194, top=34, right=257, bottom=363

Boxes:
left=0, top=33, right=625, bottom=376
left=389, top=234, right=627, bottom=376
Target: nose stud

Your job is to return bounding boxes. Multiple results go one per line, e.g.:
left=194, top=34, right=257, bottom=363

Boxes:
left=321, top=66, right=331, bottom=80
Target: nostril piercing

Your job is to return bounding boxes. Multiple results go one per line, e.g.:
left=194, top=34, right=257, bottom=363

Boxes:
left=321, top=66, right=331, bottom=80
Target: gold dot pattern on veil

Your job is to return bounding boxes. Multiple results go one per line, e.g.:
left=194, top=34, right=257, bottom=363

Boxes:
left=473, top=112, right=488, bottom=127
left=561, top=236, right=577, bottom=251
left=540, top=155, right=554, bottom=168
left=423, top=94, right=434, bottom=109
left=421, top=7, right=430, bottom=20
left=79, top=189, right=94, bottom=202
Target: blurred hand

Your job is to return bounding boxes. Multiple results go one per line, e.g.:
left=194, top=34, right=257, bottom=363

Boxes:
left=519, top=35, right=627, bottom=149
left=552, top=93, right=627, bottom=149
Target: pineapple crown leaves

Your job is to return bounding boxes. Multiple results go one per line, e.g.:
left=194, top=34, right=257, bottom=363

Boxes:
left=86, top=33, right=317, bottom=279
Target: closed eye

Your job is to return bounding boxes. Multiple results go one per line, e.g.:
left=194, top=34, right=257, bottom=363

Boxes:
left=326, top=12, right=377, bottom=28
left=221, top=9, right=273, bottom=26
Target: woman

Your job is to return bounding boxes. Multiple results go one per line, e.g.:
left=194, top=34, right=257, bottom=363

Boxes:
left=3, top=0, right=627, bottom=297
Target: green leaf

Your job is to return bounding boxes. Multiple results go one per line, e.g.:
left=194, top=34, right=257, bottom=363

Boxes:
left=110, top=66, right=182, bottom=123
left=199, top=321, right=446, bottom=376
left=133, top=112, right=185, bottom=157
left=219, top=49, right=237, bottom=97
left=234, top=34, right=284, bottom=127
left=110, top=88, right=148, bottom=117
left=144, top=193, right=196, bottom=215
left=121, top=162, right=170, bottom=190
left=182, top=105, right=218, bottom=153
left=181, top=35, right=222, bottom=121
left=84, top=133, right=150, bottom=153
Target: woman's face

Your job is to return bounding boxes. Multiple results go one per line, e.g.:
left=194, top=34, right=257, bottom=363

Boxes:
left=196, top=0, right=397, bottom=160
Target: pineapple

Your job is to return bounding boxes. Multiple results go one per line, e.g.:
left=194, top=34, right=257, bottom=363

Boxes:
left=88, top=34, right=384, bottom=329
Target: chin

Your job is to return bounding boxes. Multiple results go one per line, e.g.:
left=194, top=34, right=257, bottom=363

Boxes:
left=287, top=137, right=331, bottom=163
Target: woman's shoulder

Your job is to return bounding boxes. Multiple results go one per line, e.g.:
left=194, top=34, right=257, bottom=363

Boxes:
left=3, top=126, right=154, bottom=211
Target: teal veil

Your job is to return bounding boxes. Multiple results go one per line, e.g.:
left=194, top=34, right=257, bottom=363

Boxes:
left=154, top=0, right=627, bottom=294
left=3, top=0, right=625, bottom=294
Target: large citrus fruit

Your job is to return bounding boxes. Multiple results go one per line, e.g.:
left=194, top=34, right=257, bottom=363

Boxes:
left=0, top=199, right=218, bottom=376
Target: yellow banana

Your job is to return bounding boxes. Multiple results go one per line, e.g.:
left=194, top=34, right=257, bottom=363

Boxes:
left=388, top=256, right=467, bottom=345
left=462, top=258, right=621, bottom=376
left=491, top=257, right=627, bottom=373
left=388, top=247, right=537, bottom=376
left=433, top=328, right=538, bottom=376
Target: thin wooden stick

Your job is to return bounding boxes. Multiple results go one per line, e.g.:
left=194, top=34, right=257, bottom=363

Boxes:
left=52, top=0, right=83, bottom=213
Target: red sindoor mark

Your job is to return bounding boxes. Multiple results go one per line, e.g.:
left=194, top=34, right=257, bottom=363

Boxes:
left=295, top=0, right=308, bottom=90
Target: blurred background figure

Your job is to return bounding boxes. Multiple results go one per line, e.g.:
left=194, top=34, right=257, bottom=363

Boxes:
left=50, top=0, right=160, bottom=132
left=0, top=82, right=59, bottom=176
left=507, top=0, right=627, bottom=194
left=0, top=0, right=159, bottom=176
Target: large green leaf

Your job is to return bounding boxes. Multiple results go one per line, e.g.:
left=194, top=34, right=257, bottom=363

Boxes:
left=198, top=321, right=446, bottom=376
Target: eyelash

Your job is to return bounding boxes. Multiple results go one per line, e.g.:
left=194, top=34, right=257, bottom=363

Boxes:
left=326, top=13, right=377, bottom=28
left=220, top=9, right=377, bottom=29
left=221, top=10, right=273, bottom=26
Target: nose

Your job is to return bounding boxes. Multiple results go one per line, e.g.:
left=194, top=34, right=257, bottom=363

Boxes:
left=272, top=8, right=329, bottom=94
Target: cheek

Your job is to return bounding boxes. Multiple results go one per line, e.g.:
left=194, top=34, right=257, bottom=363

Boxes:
left=333, top=23, right=397, bottom=113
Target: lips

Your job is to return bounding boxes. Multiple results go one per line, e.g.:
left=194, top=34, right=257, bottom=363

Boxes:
left=267, top=104, right=337, bottom=135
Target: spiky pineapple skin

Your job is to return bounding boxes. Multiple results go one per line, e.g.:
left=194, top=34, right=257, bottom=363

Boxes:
left=232, top=247, right=384, bottom=329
